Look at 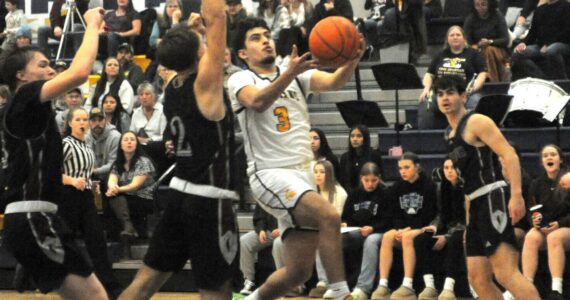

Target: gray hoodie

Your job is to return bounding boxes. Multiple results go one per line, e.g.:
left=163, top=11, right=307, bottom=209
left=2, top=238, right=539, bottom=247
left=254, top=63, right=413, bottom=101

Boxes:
left=86, top=124, right=121, bottom=178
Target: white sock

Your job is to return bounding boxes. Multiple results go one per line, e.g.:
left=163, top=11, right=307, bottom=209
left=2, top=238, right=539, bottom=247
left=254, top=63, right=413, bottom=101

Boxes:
left=443, top=277, right=455, bottom=291
left=379, top=278, right=389, bottom=287
left=245, top=289, right=261, bottom=300
left=552, top=277, right=563, bottom=294
left=469, top=284, right=479, bottom=298
left=503, top=290, right=514, bottom=300
left=402, top=277, right=413, bottom=289
left=328, top=281, right=350, bottom=299
left=316, top=281, right=327, bottom=288
left=423, top=274, right=435, bottom=289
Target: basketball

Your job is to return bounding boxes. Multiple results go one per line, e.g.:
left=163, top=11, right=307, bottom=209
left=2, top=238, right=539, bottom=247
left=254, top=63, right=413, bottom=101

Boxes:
left=309, top=16, right=361, bottom=65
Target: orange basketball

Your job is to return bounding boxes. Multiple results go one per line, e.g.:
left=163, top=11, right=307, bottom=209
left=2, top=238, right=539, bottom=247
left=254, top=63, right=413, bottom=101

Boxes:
left=309, top=16, right=361, bottom=65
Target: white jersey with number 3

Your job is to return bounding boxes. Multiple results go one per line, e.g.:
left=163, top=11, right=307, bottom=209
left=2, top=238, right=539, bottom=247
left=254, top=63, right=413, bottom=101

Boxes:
left=228, top=66, right=315, bottom=175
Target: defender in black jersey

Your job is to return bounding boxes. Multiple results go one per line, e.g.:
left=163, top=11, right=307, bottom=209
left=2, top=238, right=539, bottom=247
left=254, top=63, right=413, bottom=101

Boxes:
left=118, top=1, right=238, bottom=299
left=435, top=75, right=539, bottom=300
left=0, top=8, right=109, bottom=300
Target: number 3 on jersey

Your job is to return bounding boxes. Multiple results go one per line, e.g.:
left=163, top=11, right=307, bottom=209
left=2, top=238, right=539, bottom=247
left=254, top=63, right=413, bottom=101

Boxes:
left=274, top=106, right=291, bottom=132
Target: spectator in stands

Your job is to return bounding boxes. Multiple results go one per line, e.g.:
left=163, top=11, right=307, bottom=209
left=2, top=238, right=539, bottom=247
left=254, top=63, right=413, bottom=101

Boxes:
left=309, top=160, right=348, bottom=298
left=227, top=0, right=249, bottom=48
left=306, top=0, right=353, bottom=36
left=224, top=47, right=242, bottom=90
left=55, top=88, right=84, bottom=135
left=508, top=0, right=538, bottom=45
left=512, top=0, right=570, bottom=80
left=100, top=0, right=141, bottom=58
left=371, top=152, right=438, bottom=300
left=37, top=0, right=88, bottom=57
left=418, top=25, right=487, bottom=129
left=154, top=64, right=177, bottom=103
left=418, top=158, right=467, bottom=300
left=117, top=42, right=145, bottom=90
left=130, top=82, right=168, bottom=173
left=239, top=204, right=281, bottom=296
left=339, top=124, right=384, bottom=194
left=102, top=93, right=131, bottom=133
left=346, top=162, right=392, bottom=300
left=1, top=0, right=25, bottom=51
left=464, top=0, right=510, bottom=82
left=310, top=128, right=341, bottom=180
left=522, top=144, right=570, bottom=300
left=86, top=107, right=121, bottom=184
left=149, top=0, right=183, bottom=49
left=255, top=0, right=279, bottom=27
left=358, top=0, right=390, bottom=60
left=88, top=57, right=135, bottom=114
left=14, top=25, right=31, bottom=48
left=106, top=130, right=157, bottom=259
left=60, top=107, right=122, bottom=295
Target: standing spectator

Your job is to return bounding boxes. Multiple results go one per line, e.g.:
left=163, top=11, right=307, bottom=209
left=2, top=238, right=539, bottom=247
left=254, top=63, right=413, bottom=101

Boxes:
left=37, top=0, right=88, bottom=56
left=339, top=124, right=384, bottom=194
left=346, top=162, right=392, bottom=300
left=88, top=57, right=135, bottom=114
left=307, top=0, right=353, bottom=36
left=464, top=0, right=510, bottom=82
left=1, top=0, right=26, bottom=51
left=106, top=131, right=157, bottom=259
left=522, top=144, right=570, bottom=300
left=117, top=42, right=145, bottom=90
left=100, top=0, right=141, bottom=58
left=55, top=88, right=84, bottom=135
left=102, top=93, right=131, bottom=133
left=371, top=152, right=438, bottom=300
left=85, top=107, right=121, bottom=183
left=227, top=0, right=248, bottom=48
left=60, top=107, right=122, bottom=296
left=512, top=0, right=570, bottom=80
left=310, top=128, right=341, bottom=180
left=239, top=204, right=281, bottom=296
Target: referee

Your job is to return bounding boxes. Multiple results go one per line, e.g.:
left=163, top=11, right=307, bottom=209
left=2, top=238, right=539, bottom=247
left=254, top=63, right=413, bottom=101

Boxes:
left=60, top=107, right=122, bottom=297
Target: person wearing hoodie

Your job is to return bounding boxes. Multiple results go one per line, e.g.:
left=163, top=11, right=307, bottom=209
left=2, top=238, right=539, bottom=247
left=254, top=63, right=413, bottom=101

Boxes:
left=86, top=107, right=121, bottom=182
left=371, top=152, right=438, bottom=300
left=344, top=162, right=392, bottom=300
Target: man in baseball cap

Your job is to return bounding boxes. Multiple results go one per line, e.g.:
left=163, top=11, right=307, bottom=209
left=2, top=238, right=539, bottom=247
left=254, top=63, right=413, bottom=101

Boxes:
left=117, top=42, right=144, bottom=90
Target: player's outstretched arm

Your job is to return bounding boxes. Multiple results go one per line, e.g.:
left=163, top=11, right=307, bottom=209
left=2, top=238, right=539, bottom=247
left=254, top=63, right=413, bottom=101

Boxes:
left=41, top=8, right=104, bottom=102
left=194, top=0, right=227, bottom=121
left=310, top=35, right=364, bottom=93
left=469, top=114, right=525, bottom=224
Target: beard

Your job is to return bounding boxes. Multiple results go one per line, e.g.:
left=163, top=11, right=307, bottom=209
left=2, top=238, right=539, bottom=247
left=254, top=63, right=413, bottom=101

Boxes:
left=260, top=56, right=276, bottom=65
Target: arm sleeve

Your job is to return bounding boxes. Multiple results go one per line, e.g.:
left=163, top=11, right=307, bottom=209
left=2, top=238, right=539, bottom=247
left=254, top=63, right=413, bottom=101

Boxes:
left=463, top=14, right=476, bottom=45
left=493, top=13, right=510, bottom=48
left=520, top=0, right=538, bottom=18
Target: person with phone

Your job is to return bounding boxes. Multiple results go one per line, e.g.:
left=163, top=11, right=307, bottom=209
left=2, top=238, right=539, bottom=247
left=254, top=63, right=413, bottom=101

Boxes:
left=521, top=144, right=570, bottom=300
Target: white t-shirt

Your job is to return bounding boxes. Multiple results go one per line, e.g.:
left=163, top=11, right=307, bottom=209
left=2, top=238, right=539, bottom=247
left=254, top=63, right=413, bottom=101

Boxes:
left=228, top=66, right=315, bottom=175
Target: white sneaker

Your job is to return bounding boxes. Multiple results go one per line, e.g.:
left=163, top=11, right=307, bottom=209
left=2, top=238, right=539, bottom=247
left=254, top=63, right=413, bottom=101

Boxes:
left=240, top=279, right=255, bottom=295
left=323, top=289, right=334, bottom=299
left=352, top=287, right=370, bottom=300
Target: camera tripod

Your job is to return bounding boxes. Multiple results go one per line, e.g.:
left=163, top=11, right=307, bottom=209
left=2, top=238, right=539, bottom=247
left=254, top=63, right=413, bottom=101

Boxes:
left=56, top=0, right=86, bottom=61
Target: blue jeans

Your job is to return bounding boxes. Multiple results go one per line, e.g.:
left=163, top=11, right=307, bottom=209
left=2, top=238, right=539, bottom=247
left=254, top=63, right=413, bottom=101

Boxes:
left=354, top=233, right=383, bottom=294
left=513, top=42, right=570, bottom=79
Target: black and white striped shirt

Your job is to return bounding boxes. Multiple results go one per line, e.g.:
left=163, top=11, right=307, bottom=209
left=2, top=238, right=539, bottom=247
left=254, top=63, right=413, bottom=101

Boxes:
left=63, top=136, right=95, bottom=190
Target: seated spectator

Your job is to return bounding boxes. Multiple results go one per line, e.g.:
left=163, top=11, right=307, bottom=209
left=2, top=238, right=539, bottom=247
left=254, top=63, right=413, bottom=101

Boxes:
left=149, top=0, right=183, bottom=50
left=308, top=160, right=349, bottom=298
left=417, top=158, right=467, bottom=300
left=464, top=0, right=510, bottom=82
left=130, top=82, right=169, bottom=173
left=14, top=25, right=31, bottom=48
left=508, top=0, right=538, bottom=45
left=117, top=42, right=145, bottom=90
left=418, top=25, right=487, bottom=129
left=371, top=152, right=438, bottom=300
left=512, top=0, right=570, bottom=80
left=358, top=0, right=390, bottom=60
left=306, top=0, right=353, bottom=37
left=154, top=64, right=177, bottom=103
left=106, top=131, right=157, bottom=259
left=522, top=144, right=570, bottom=300
left=1, top=0, right=26, bottom=51
left=51, top=60, right=72, bottom=112
left=102, top=93, right=131, bottom=133
left=88, top=57, right=135, bottom=114
left=37, top=0, right=88, bottom=57
left=100, top=0, right=141, bottom=58
left=239, top=204, right=281, bottom=296
left=381, top=0, right=427, bottom=64
left=224, top=47, right=242, bottom=90
left=339, top=124, right=384, bottom=194
left=55, top=88, right=84, bottom=135
left=86, top=107, right=121, bottom=183
left=227, top=0, right=248, bottom=48
left=345, top=162, right=392, bottom=300
left=255, top=0, right=279, bottom=27
left=310, top=128, right=340, bottom=180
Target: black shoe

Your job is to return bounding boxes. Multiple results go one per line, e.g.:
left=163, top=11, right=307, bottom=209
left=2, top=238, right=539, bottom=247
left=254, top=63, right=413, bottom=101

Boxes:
left=547, top=291, right=565, bottom=300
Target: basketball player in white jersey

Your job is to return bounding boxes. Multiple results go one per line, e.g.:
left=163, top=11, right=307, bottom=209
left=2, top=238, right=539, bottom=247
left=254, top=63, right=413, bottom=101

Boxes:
left=228, top=17, right=363, bottom=300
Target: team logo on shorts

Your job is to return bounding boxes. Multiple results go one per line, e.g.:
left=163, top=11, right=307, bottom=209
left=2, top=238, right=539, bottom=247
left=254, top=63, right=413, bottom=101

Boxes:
left=284, top=190, right=297, bottom=201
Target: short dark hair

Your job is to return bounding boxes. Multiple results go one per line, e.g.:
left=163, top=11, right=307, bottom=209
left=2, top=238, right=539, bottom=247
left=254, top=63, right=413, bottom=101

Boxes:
left=233, top=17, right=270, bottom=51
left=433, top=75, right=467, bottom=95
left=5, top=0, right=18, bottom=6
left=400, top=151, right=420, bottom=165
left=157, top=25, right=201, bottom=72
